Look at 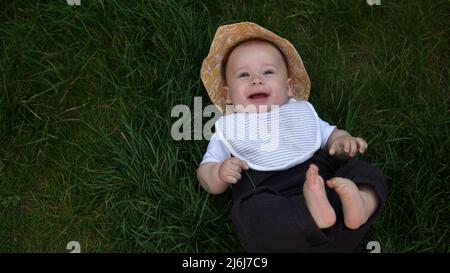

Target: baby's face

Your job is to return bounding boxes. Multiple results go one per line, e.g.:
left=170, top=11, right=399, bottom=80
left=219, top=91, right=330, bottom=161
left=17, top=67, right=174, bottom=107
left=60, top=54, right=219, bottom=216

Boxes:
left=224, top=40, right=293, bottom=113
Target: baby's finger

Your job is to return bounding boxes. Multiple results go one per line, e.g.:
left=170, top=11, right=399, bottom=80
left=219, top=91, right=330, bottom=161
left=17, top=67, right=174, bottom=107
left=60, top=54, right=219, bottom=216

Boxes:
left=226, top=158, right=240, bottom=170
left=329, top=144, right=336, bottom=155
left=230, top=171, right=242, bottom=181
left=349, top=141, right=357, bottom=157
left=344, top=140, right=350, bottom=153
left=228, top=164, right=242, bottom=174
left=224, top=175, right=238, bottom=184
left=226, top=172, right=242, bottom=183
left=355, top=137, right=367, bottom=153
left=232, top=158, right=249, bottom=170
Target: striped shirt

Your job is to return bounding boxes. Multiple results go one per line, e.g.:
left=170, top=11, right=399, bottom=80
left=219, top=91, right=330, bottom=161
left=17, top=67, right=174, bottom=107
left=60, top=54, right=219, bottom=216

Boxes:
left=200, top=99, right=336, bottom=171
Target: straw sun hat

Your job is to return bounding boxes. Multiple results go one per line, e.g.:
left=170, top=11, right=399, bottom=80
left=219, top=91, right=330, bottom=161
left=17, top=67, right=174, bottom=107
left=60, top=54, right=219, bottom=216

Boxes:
left=200, top=22, right=311, bottom=113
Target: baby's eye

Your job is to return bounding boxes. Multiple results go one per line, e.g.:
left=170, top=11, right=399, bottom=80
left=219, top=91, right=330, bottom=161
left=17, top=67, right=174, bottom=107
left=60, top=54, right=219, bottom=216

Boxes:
left=239, top=72, right=250, bottom=78
left=263, top=70, right=274, bottom=75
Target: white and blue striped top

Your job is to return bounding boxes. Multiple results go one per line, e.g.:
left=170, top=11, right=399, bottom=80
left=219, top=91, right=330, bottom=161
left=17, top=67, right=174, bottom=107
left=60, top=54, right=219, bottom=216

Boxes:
left=203, top=99, right=329, bottom=171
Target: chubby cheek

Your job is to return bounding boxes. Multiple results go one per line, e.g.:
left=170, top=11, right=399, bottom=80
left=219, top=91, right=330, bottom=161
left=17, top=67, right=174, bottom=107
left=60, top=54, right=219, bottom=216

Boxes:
left=232, top=85, right=248, bottom=98
left=229, top=90, right=247, bottom=105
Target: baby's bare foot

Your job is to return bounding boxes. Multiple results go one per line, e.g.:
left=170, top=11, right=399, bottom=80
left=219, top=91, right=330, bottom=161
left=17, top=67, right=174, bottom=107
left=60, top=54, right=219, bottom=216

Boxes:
left=303, top=164, right=336, bottom=229
left=327, top=178, right=377, bottom=230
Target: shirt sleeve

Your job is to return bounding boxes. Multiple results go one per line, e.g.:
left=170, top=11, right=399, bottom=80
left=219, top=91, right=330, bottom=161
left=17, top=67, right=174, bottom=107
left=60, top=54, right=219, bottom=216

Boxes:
left=304, top=100, right=336, bottom=149
left=318, top=118, right=336, bottom=149
left=200, top=133, right=231, bottom=165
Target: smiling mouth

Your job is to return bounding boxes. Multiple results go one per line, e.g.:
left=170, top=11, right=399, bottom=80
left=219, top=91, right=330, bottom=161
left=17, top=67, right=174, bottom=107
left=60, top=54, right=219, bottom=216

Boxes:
left=248, top=92, right=269, bottom=100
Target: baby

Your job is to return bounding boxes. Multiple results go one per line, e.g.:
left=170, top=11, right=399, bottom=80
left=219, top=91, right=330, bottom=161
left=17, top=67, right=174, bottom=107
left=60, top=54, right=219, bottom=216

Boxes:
left=197, top=22, right=387, bottom=252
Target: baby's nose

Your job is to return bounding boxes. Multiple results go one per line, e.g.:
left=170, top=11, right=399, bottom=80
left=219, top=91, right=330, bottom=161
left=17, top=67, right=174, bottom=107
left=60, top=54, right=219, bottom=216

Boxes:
left=251, top=76, right=264, bottom=85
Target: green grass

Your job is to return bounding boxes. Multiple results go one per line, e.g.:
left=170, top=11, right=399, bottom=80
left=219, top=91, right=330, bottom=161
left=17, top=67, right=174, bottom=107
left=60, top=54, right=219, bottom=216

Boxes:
left=0, top=0, right=448, bottom=252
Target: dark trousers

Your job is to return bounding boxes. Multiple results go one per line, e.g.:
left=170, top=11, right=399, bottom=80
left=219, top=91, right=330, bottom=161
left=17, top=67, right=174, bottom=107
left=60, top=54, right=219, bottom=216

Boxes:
left=230, top=149, right=388, bottom=253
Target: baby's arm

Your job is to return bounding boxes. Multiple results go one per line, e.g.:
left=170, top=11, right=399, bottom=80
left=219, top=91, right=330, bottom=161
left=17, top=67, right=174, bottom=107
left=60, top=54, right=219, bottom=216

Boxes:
left=326, top=128, right=368, bottom=159
left=197, top=158, right=249, bottom=195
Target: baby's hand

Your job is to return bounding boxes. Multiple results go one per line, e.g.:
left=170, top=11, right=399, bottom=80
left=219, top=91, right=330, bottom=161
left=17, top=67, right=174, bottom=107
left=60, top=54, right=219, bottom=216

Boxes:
left=329, top=136, right=367, bottom=159
left=218, top=158, right=249, bottom=184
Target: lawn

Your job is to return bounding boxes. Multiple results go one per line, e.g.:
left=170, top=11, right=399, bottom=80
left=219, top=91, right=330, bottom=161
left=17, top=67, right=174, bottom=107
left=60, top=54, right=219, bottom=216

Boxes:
left=0, top=0, right=448, bottom=252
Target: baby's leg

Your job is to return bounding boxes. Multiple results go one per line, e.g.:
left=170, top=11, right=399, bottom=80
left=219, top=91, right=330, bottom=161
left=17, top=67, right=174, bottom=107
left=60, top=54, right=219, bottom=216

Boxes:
left=327, top=178, right=378, bottom=230
left=303, top=164, right=336, bottom=228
